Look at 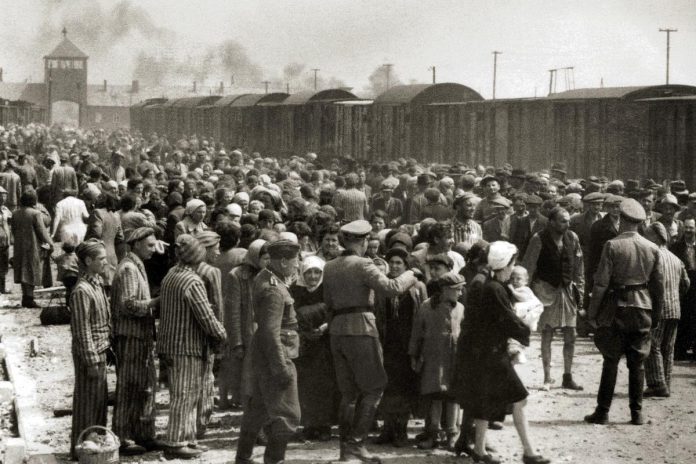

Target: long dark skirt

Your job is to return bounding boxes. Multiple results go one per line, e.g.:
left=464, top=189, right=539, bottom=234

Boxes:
left=295, top=336, right=339, bottom=428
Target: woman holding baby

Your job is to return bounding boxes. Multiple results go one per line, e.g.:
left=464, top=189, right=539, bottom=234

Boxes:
left=454, top=240, right=550, bottom=464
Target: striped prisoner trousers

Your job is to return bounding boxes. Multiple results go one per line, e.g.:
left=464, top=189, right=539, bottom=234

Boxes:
left=70, top=352, right=108, bottom=458
left=112, top=336, right=157, bottom=444
left=196, top=353, right=215, bottom=433
left=166, top=355, right=204, bottom=447
left=645, top=318, right=680, bottom=389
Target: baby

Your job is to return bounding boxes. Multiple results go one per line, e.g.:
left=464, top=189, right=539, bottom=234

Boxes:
left=508, top=266, right=544, bottom=365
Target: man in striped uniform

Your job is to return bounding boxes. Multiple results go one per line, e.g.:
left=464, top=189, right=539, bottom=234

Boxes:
left=333, top=173, right=369, bottom=222
left=158, top=234, right=227, bottom=460
left=236, top=240, right=301, bottom=464
left=644, top=222, right=689, bottom=397
left=194, top=230, right=223, bottom=438
left=111, top=227, right=162, bottom=455
left=69, top=239, right=110, bottom=460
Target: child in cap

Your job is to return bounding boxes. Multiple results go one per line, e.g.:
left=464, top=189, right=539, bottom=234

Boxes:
left=409, top=272, right=465, bottom=450
left=507, top=266, right=544, bottom=364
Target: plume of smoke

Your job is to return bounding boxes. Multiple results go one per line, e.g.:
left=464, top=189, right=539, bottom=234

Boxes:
left=365, top=65, right=403, bottom=97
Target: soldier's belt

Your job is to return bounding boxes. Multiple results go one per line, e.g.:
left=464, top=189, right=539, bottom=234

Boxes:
left=331, top=306, right=373, bottom=317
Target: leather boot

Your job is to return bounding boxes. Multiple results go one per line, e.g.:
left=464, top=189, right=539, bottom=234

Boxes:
left=343, top=403, right=381, bottom=463
left=235, top=431, right=259, bottom=464
left=562, top=373, right=583, bottom=390
left=263, top=434, right=289, bottom=464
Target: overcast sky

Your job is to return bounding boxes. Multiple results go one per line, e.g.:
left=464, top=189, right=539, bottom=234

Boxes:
left=2, top=0, right=695, bottom=98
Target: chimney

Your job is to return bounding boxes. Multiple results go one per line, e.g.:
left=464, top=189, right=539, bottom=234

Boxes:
left=103, top=79, right=107, bottom=91
left=193, top=81, right=197, bottom=93
left=219, top=81, right=224, bottom=94
left=131, top=80, right=139, bottom=93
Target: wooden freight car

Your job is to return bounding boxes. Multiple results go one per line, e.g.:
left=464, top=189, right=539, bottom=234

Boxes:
left=424, top=84, right=696, bottom=182
left=223, top=93, right=289, bottom=153
left=371, top=83, right=484, bottom=162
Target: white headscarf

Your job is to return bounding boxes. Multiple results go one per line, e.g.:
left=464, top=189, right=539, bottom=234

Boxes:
left=299, top=255, right=325, bottom=292
left=185, top=199, right=206, bottom=217
left=487, top=241, right=518, bottom=271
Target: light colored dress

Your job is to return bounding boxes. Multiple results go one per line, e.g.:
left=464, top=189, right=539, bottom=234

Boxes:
left=52, top=196, right=89, bottom=245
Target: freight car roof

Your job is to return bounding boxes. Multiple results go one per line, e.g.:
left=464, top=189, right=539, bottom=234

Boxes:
left=373, top=83, right=483, bottom=105
left=281, top=89, right=357, bottom=105
left=231, top=93, right=289, bottom=107
left=547, top=85, right=696, bottom=101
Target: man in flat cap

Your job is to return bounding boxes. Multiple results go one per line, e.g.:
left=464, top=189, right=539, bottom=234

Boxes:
left=585, top=199, right=664, bottom=426
left=0, top=158, right=21, bottom=211
left=159, top=235, right=227, bottom=459
left=236, top=240, right=301, bottom=464
left=323, top=220, right=419, bottom=463
left=503, top=193, right=547, bottom=259
left=371, top=180, right=403, bottom=227
left=195, top=231, right=224, bottom=439
left=451, top=192, right=483, bottom=250
left=474, top=175, right=504, bottom=223
left=111, top=227, right=162, bottom=455
left=657, top=194, right=684, bottom=246
left=482, top=197, right=510, bottom=242
left=587, top=194, right=623, bottom=302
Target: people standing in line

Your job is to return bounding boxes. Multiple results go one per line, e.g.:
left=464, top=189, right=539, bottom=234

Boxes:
left=158, top=234, right=227, bottom=459
left=69, top=239, right=110, bottom=460
left=235, top=240, right=302, bottom=464
left=323, top=220, right=418, bottom=463
left=670, top=218, right=696, bottom=361
left=522, top=207, right=584, bottom=391
left=111, top=227, right=162, bottom=455
left=585, top=198, right=664, bottom=426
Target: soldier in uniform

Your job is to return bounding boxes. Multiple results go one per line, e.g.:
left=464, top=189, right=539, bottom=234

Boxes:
left=235, top=240, right=302, bottom=464
left=323, top=220, right=419, bottom=463
left=585, top=198, right=664, bottom=426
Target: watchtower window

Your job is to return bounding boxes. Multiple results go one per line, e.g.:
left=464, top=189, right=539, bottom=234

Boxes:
left=73, top=60, right=83, bottom=69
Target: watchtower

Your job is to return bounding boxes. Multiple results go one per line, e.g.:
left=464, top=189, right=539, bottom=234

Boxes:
left=44, top=28, right=88, bottom=126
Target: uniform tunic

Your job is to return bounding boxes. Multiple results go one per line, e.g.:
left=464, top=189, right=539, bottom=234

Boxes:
left=240, top=267, right=301, bottom=437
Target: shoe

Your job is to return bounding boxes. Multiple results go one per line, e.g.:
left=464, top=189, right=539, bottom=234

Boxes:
left=372, top=430, right=393, bottom=445
left=163, top=446, right=203, bottom=460
left=644, top=386, right=670, bottom=398
left=630, top=411, right=644, bottom=425
left=453, top=432, right=473, bottom=456
left=417, top=435, right=437, bottom=449
left=392, top=434, right=409, bottom=448
left=22, top=297, right=40, bottom=308
left=188, top=443, right=209, bottom=452
left=562, top=373, right=583, bottom=391
left=444, top=432, right=458, bottom=451
left=471, top=449, right=501, bottom=464
left=584, top=410, right=609, bottom=425
left=119, top=441, right=146, bottom=455
left=138, top=438, right=168, bottom=451
left=341, top=442, right=382, bottom=463
left=488, top=421, right=503, bottom=430
left=541, top=378, right=555, bottom=391
left=523, top=454, right=551, bottom=464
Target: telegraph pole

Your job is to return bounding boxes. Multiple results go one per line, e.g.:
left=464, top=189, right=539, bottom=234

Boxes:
left=492, top=51, right=502, bottom=99
left=428, top=66, right=436, bottom=84
left=383, top=63, right=393, bottom=89
left=548, top=69, right=556, bottom=95
left=659, top=28, right=677, bottom=84
left=286, top=82, right=290, bottom=94
left=311, top=68, right=320, bottom=90
left=262, top=81, right=270, bottom=94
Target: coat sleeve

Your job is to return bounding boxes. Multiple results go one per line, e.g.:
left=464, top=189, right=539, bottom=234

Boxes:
left=588, top=242, right=613, bottom=321
left=521, top=234, right=542, bottom=279
left=254, top=284, right=289, bottom=376
left=364, top=260, right=417, bottom=296
left=33, top=210, right=53, bottom=246
left=408, top=301, right=426, bottom=357
left=486, top=283, right=531, bottom=346
left=186, top=280, right=227, bottom=342
left=572, top=233, right=585, bottom=297
left=118, top=263, right=152, bottom=317
left=224, top=271, right=244, bottom=347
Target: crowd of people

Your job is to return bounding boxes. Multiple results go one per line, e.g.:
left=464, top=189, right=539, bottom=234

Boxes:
left=0, top=121, right=692, bottom=464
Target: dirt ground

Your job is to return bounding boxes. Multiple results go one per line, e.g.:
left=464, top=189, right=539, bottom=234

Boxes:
left=2, top=299, right=696, bottom=464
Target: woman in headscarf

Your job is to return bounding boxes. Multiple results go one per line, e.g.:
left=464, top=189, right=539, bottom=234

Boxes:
left=219, top=239, right=269, bottom=409
left=455, top=241, right=549, bottom=464
left=174, top=198, right=209, bottom=239
left=374, top=247, right=427, bottom=447
left=290, top=256, right=339, bottom=441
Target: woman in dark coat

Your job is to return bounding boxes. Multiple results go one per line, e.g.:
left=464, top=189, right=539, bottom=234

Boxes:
left=455, top=241, right=549, bottom=464
left=290, top=255, right=338, bottom=441
left=12, top=190, right=53, bottom=307
left=374, top=247, right=426, bottom=447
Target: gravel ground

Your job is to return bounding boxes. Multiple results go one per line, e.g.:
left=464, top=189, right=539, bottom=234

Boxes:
left=1, top=305, right=696, bottom=464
